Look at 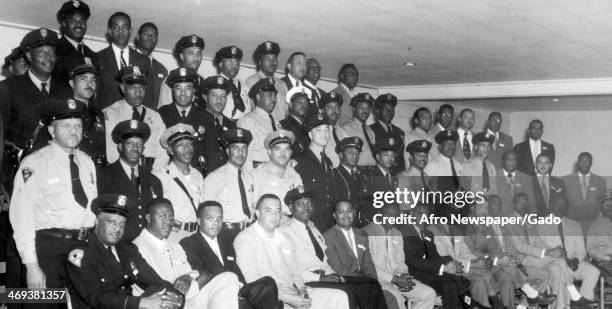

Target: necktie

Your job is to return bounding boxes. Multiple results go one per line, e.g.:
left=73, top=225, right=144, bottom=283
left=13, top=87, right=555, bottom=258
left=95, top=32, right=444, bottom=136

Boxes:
left=557, top=222, right=565, bottom=248
left=492, top=133, right=498, bottom=151
left=420, top=169, right=428, bottom=190
left=332, top=127, right=339, bottom=144
left=541, top=176, right=549, bottom=207
left=507, top=173, right=515, bottom=196
left=130, top=167, right=137, bottom=187
left=385, top=172, right=392, bottom=186
left=69, top=154, right=88, bottom=208
left=215, top=118, right=222, bottom=131
left=362, top=123, right=375, bottom=157
left=120, top=49, right=127, bottom=69
left=482, top=161, right=490, bottom=190
left=387, top=124, right=392, bottom=134
left=320, top=152, right=329, bottom=174
left=348, top=230, right=358, bottom=259
left=238, top=170, right=251, bottom=218
left=77, top=43, right=84, bottom=56
left=306, top=225, right=325, bottom=261
left=229, top=79, right=245, bottom=113
left=269, top=114, right=277, bottom=131
left=106, top=245, right=119, bottom=262
left=450, top=157, right=459, bottom=189
left=463, top=132, right=471, bottom=159
left=581, top=176, right=587, bottom=199
left=41, top=82, right=49, bottom=96
left=351, top=169, right=357, bottom=182
left=132, top=106, right=140, bottom=121
left=181, top=110, right=187, bottom=120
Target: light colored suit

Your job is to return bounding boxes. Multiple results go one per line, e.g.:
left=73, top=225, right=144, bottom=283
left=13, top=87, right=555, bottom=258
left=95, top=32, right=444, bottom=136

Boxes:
left=460, top=157, right=497, bottom=196
left=133, top=229, right=239, bottom=309
left=586, top=215, right=612, bottom=261
left=494, top=169, right=536, bottom=216
left=562, top=172, right=607, bottom=231
left=333, top=83, right=353, bottom=127
left=363, top=223, right=436, bottom=309
left=323, top=225, right=378, bottom=279
left=234, top=222, right=350, bottom=309
left=337, top=118, right=377, bottom=166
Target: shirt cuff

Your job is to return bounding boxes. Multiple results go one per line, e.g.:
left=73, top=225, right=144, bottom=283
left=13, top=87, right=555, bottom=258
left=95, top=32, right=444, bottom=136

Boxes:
left=438, top=265, right=444, bottom=276
left=540, top=249, right=546, bottom=259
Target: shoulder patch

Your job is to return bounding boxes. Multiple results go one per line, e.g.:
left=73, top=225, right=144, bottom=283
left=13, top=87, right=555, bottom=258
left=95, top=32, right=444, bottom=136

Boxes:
left=22, top=167, right=34, bottom=183
left=68, top=249, right=84, bottom=267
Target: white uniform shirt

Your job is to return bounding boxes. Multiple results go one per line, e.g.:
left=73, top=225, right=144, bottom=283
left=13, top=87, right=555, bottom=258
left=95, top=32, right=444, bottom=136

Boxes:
left=251, top=162, right=302, bottom=215
left=154, top=162, right=205, bottom=223
left=337, top=118, right=376, bottom=166
left=424, top=154, right=463, bottom=177
left=236, top=107, right=282, bottom=170
left=202, top=163, right=256, bottom=223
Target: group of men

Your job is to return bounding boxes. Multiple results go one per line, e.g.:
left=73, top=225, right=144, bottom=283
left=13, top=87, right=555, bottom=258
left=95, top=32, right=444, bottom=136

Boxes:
left=1, top=1, right=611, bottom=309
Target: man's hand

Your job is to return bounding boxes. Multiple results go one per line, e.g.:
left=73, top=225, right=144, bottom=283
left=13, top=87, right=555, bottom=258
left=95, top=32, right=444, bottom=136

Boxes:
left=139, top=288, right=182, bottom=309
left=286, top=294, right=312, bottom=308
left=545, top=247, right=564, bottom=259
left=172, top=274, right=192, bottom=296
left=565, top=258, right=579, bottom=271
left=25, top=262, right=46, bottom=289
left=443, top=261, right=457, bottom=274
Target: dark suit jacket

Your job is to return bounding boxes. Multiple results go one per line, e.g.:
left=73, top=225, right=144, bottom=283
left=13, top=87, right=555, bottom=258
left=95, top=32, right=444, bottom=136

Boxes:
left=487, top=131, right=513, bottom=168
left=532, top=175, right=566, bottom=216
left=53, top=36, right=96, bottom=86
left=370, top=122, right=405, bottom=173
left=333, top=166, right=369, bottom=212
left=201, top=111, right=236, bottom=174
left=279, top=115, right=309, bottom=156
left=94, top=46, right=150, bottom=109
left=301, top=82, right=324, bottom=119
left=179, top=232, right=245, bottom=283
left=514, top=140, right=555, bottom=176
left=143, top=58, right=167, bottom=110
left=494, top=169, right=536, bottom=215
left=562, top=172, right=607, bottom=222
left=294, top=149, right=335, bottom=230
left=363, top=166, right=397, bottom=223
left=97, top=161, right=163, bottom=241
left=396, top=224, right=453, bottom=280
left=323, top=225, right=378, bottom=280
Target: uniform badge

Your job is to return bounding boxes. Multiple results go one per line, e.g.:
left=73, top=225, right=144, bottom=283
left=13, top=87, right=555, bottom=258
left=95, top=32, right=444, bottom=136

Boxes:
left=179, top=125, right=185, bottom=133
left=265, top=41, right=272, bottom=50
left=22, top=167, right=34, bottom=183
left=129, top=120, right=138, bottom=129
left=249, top=184, right=254, bottom=192
left=223, top=126, right=228, bottom=131
left=330, top=92, right=336, bottom=98
left=133, top=66, right=141, bottom=77
left=422, top=141, right=427, bottom=148
left=179, top=67, right=187, bottom=77
left=68, top=249, right=84, bottom=267
left=72, top=0, right=80, bottom=7
left=231, top=46, right=237, bottom=55
left=130, top=261, right=139, bottom=276
left=237, top=129, right=243, bottom=137
left=317, top=114, right=324, bottom=120
left=387, top=94, right=392, bottom=101
left=365, top=94, right=370, bottom=100
left=297, top=185, right=304, bottom=193
left=67, top=99, right=76, bottom=109
left=389, top=138, right=395, bottom=145
left=40, top=28, right=47, bottom=38
left=191, top=35, right=197, bottom=44
left=117, top=195, right=127, bottom=206
left=84, top=57, right=92, bottom=65
left=217, top=76, right=224, bottom=85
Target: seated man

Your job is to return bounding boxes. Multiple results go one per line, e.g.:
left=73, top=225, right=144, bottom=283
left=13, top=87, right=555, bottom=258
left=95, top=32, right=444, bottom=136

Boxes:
left=133, top=198, right=240, bottom=309
left=234, top=194, right=350, bottom=309
left=587, top=189, right=612, bottom=283
left=464, top=195, right=555, bottom=308
left=67, top=194, right=183, bottom=309
left=505, top=193, right=597, bottom=309
left=180, top=200, right=283, bottom=309
left=535, top=195, right=599, bottom=307
left=363, top=204, right=437, bottom=309
left=280, top=186, right=388, bottom=309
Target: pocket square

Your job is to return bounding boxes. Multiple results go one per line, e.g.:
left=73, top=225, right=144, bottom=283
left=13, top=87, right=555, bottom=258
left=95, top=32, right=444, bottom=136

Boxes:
left=227, top=256, right=235, bottom=261
left=357, top=244, right=366, bottom=250
left=158, top=73, right=164, bottom=78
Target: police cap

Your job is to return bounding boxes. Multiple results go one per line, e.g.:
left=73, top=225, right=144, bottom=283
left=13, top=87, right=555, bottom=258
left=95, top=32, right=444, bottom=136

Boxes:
left=111, top=120, right=151, bottom=143
left=284, top=185, right=313, bottom=206
left=91, top=194, right=131, bottom=218
left=248, top=77, right=277, bottom=100
left=335, top=137, right=363, bottom=153
left=264, top=130, right=295, bottom=150
left=20, top=28, right=58, bottom=51
left=350, top=93, right=374, bottom=107
left=435, top=129, right=459, bottom=144
left=160, top=123, right=196, bottom=149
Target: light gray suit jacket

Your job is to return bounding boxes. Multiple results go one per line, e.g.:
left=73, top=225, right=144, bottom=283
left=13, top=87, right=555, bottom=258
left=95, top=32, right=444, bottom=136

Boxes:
left=323, top=225, right=378, bottom=279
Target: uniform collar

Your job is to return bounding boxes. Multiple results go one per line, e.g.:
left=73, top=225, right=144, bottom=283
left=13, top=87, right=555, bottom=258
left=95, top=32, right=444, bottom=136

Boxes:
left=28, top=70, right=50, bottom=91
left=119, top=158, right=139, bottom=178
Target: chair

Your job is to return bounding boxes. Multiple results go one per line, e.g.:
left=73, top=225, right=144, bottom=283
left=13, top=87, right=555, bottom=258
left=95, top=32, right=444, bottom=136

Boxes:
left=598, top=275, right=612, bottom=309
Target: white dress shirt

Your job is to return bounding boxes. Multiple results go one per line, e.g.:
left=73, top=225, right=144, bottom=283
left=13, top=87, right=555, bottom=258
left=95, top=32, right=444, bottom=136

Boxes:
left=202, top=163, right=256, bottom=223
left=201, top=232, right=224, bottom=266
left=529, top=138, right=542, bottom=164
left=111, top=43, right=130, bottom=69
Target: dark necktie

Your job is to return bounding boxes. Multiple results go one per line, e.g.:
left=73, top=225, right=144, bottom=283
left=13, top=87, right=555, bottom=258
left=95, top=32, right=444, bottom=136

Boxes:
left=557, top=222, right=565, bottom=248
left=41, top=82, right=49, bottom=96
left=463, top=132, right=471, bottom=159
left=387, top=124, right=392, bottom=134
left=351, top=169, right=357, bottom=182
left=69, top=154, right=88, bottom=208
left=385, top=172, right=392, bottom=186
left=77, top=43, right=84, bottom=56
left=181, top=110, right=187, bottom=120
left=420, top=169, right=429, bottom=190
left=362, top=123, right=375, bottom=157
left=132, top=106, right=140, bottom=121
left=120, top=49, right=127, bottom=69
left=450, top=157, right=459, bottom=189
left=269, top=114, right=277, bottom=131
left=320, top=152, right=329, bottom=174
left=130, top=167, right=137, bottom=187
left=482, top=161, right=490, bottom=190
left=306, top=225, right=325, bottom=261
left=507, top=172, right=515, bottom=196
left=238, top=170, right=250, bottom=218
left=332, top=127, right=339, bottom=144
left=229, top=79, right=246, bottom=113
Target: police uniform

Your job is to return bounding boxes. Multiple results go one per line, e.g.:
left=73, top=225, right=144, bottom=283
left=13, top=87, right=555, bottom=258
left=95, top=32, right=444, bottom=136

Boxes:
left=103, top=65, right=167, bottom=172
left=157, top=35, right=206, bottom=109
left=9, top=99, right=96, bottom=292
left=53, top=0, right=96, bottom=86
left=157, top=67, right=209, bottom=173
left=97, top=120, right=163, bottom=241
left=337, top=93, right=376, bottom=167
left=332, top=137, right=369, bottom=227
left=362, top=137, right=401, bottom=223
left=245, top=41, right=287, bottom=121
left=459, top=132, right=498, bottom=196
left=214, top=46, right=250, bottom=120
left=321, top=91, right=343, bottom=168
left=404, top=126, right=436, bottom=166
left=294, top=114, right=335, bottom=231
left=236, top=78, right=282, bottom=170
left=66, top=194, right=178, bottom=309
left=397, top=140, right=434, bottom=193
left=154, top=124, right=204, bottom=243
left=251, top=130, right=303, bottom=216
left=279, top=88, right=310, bottom=156
left=425, top=129, right=463, bottom=194
left=370, top=94, right=405, bottom=174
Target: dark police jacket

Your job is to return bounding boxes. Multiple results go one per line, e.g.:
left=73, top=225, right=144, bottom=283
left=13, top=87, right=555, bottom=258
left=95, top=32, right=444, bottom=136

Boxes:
left=53, top=36, right=96, bottom=86
left=370, top=122, right=405, bottom=174
left=201, top=110, right=236, bottom=174
left=279, top=115, right=309, bottom=156
left=294, top=148, right=335, bottom=231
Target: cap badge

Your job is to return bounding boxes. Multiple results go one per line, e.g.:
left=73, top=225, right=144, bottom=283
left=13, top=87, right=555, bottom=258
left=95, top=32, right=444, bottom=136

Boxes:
left=265, top=41, right=272, bottom=50
left=237, top=129, right=243, bottom=137
left=422, top=141, right=427, bottom=147
left=268, top=77, right=274, bottom=84
left=231, top=46, right=237, bottom=55
left=191, top=35, right=197, bottom=44
left=72, top=0, right=80, bottom=7
left=330, top=92, right=336, bottom=98
left=298, top=185, right=304, bottom=193
left=317, top=114, right=324, bottom=120
left=217, top=76, right=224, bottom=85
left=447, top=130, right=452, bottom=136
left=133, top=66, right=141, bottom=77
left=179, top=67, right=186, bottom=77
left=67, top=99, right=76, bottom=109
left=179, top=125, right=185, bottom=133
left=84, top=57, right=92, bottom=65
left=389, top=138, right=395, bottom=145
left=365, top=94, right=370, bottom=100
left=117, top=195, right=127, bottom=207
left=40, top=28, right=47, bottom=38
left=130, top=120, right=138, bottom=129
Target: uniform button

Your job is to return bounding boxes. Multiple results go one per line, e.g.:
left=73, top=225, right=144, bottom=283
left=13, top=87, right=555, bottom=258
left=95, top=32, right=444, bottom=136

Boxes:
left=138, top=206, right=142, bottom=209
left=138, top=215, right=142, bottom=218
left=124, top=275, right=128, bottom=279
left=139, top=224, right=143, bottom=227
left=101, top=278, right=105, bottom=282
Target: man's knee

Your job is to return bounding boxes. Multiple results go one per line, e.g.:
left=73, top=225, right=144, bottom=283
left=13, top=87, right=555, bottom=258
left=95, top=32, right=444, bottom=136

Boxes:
left=211, top=271, right=239, bottom=287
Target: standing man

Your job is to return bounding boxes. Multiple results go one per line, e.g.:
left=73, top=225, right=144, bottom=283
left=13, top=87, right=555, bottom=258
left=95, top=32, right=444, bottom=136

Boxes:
left=333, top=64, right=359, bottom=126
left=337, top=93, right=376, bottom=167
left=97, top=120, right=163, bottom=241
left=363, top=137, right=401, bottom=223
left=158, top=35, right=206, bottom=109
left=587, top=191, right=612, bottom=284
left=333, top=137, right=369, bottom=227
left=514, top=119, right=555, bottom=176
left=405, top=107, right=436, bottom=160
left=54, top=0, right=95, bottom=85
left=322, top=90, right=343, bottom=167
left=303, top=58, right=326, bottom=118
left=430, top=104, right=454, bottom=137
left=95, top=12, right=150, bottom=109
left=214, top=46, right=249, bottom=120
left=532, top=154, right=566, bottom=216
left=370, top=93, right=405, bottom=174
left=103, top=65, right=167, bottom=171
left=134, top=22, right=168, bottom=110
left=157, top=67, right=208, bottom=173
left=425, top=129, right=462, bottom=193
left=2, top=47, right=28, bottom=77
left=202, top=129, right=256, bottom=243
left=460, top=132, right=497, bottom=196
left=484, top=112, right=513, bottom=168
left=562, top=152, right=607, bottom=233
left=10, top=99, right=96, bottom=300
left=154, top=124, right=204, bottom=243
left=397, top=140, right=434, bottom=199
left=200, top=75, right=236, bottom=173
left=280, top=87, right=310, bottom=155
left=245, top=41, right=287, bottom=121
left=294, top=114, right=336, bottom=231
left=279, top=52, right=310, bottom=101
left=237, top=77, right=281, bottom=170
left=454, top=108, right=475, bottom=164
left=494, top=150, right=536, bottom=215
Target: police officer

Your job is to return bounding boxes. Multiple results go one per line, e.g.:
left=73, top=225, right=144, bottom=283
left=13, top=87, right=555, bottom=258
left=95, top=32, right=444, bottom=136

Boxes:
left=66, top=194, right=183, bottom=309
left=202, top=128, right=256, bottom=244
left=157, top=67, right=208, bottom=173
left=10, top=98, right=96, bottom=300
left=397, top=140, right=434, bottom=194
left=425, top=129, right=462, bottom=193
left=294, top=113, right=335, bottom=231
left=54, top=0, right=95, bottom=85
left=104, top=65, right=167, bottom=172
left=2, top=47, right=28, bottom=77
left=321, top=90, right=343, bottom=167
left=370, top=93, right=405, bottom=174
left=245, top=41, right=286, bottom=121
left=154, top=123, right=205, bottom=243
left=201, top=75, right=237, bottom=174
left=332, top=137, right=369, bottom=227
left=280, top=87, right=310, bottom=156
left=158, top=35, right=206, bottom=109
left=337, top=93, right=376, bottom=167
left=97, top=120, right=163, bottom=241
left=362, top=136, right=401, bottom=223
left=237, top=77, right=282, bottom=170
left=214, top=45, right=249, bottom=120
